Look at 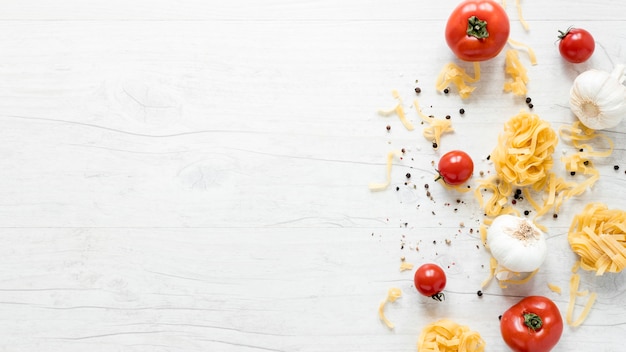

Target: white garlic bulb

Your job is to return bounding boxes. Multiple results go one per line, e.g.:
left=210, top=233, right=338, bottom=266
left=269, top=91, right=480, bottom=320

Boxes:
left=487, top=215, right=547, bottom=273
left=570, top=64, right=626, bottom=130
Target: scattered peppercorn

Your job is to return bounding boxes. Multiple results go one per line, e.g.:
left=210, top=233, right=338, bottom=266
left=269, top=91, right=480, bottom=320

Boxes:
left=553, top=214, right=558, bottom=219
left=443, top=88, right=449, bottom=94
left=614, top=165, right=620, bottom=170
left=396, top=186, right=400, bottom=191
left=401, top=148, right=406, bottom=154
left=477, top=290, right=483, bottom=297
left=512, top=199, right=517, bottom=205
left=571, top=171, right=576, bottom=176
left=579, top=148, right=584, bottom=152
left=524, top=210, right=530, bottom=216
left=525, top=97, right=532, bottom=104
left=425, top=184, right=429, bottom=189
left=406, top=173, right=411, bottom=179
left=386, top=125, right=391, bottom=131
left=528, top=103, right=534, bottom=109
left=432, top=142, right=438, bottom=148
left=583, top=160, right=589, bottom=166
left=415, top=87, right=421, bottom=94
left=515, top=189, right=522, bottom=195
left=459, top=108, right=465, bottom=115
left=499, top=315, right=502, bottom=321
left=445, top=115, right=451, bottom=119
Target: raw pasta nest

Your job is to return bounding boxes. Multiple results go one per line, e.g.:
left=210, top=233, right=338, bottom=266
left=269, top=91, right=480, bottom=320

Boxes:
left=568, top=202, right=626, bottom=275
left=491, top=111, right=557, bottom=189
left=417, top=319, right=485, bottom=352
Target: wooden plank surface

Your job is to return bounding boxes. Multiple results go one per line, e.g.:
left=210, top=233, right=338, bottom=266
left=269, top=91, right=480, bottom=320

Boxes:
left=1, top=1, right=625, bottom=351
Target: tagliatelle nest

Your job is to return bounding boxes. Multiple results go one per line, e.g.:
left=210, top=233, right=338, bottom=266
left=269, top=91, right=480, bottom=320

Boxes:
left=491, top=111, right=557, bottom=190
left=568, top=202, right=626, bottom=275
left=417, top=319, right=486, bottom=352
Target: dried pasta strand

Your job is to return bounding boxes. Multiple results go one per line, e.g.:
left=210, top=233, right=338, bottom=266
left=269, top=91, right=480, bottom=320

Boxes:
left=378, top=287, right=402, bottom=329
left=507, top=38, right=537, bottom=64
left=503, top=49, right=529, bottom=96
left=368, top=151, right=399, bottom=191
left=515, top=0, right=529, bottom=31
left=566, top=271, right=597, bottom=327
left=399, top=262, right=414, bottom=272
left=548, top=283, right=562, bottom=294
left=378, top=90, right=415, bottom=131
left=435, top=62, right=481, bottom=99
left=414, top=98, right=454, bottom=150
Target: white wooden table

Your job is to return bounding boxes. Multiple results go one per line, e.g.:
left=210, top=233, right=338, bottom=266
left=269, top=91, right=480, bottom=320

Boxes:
left=1, top=1, right=625, bottom=351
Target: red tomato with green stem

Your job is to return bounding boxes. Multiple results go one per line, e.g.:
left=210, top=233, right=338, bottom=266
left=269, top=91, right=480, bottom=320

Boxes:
left=436, top=150, right=474, bottom=185
left=558, top=27, right=595, bottom=63
left=414, top=263, right=447, bottom=301
left=445, top=0, right=510, bottom=61
left=500, top=296, right=563, bottom=352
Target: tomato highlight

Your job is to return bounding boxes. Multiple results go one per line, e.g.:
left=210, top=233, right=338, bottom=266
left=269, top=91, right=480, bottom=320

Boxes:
left=500, top=296, right=563, bottom=352
left=445, top=0, right=510, bottom=61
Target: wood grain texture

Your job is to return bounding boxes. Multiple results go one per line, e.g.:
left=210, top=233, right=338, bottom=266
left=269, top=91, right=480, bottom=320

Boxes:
left=1, top=0, right=625, bottom=351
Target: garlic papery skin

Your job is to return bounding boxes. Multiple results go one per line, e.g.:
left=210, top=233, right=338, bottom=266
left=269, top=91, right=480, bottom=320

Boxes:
left=570, top=64, right=626, bottom=130
left=487, top=215, right=547, bottom=273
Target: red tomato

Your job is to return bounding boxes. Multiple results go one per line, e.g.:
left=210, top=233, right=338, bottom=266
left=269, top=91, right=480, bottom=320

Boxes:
left=445, top=0, right=510, bottom=61
left=500, top=296, right=563, bottom=352
left=436, top=150, right=474, bottom=185
left=558, top=27, right=595, bottom=63
left=413, top=263, right=446, bottom=301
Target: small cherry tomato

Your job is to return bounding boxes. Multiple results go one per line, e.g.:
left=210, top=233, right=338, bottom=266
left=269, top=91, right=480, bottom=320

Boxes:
left=413, top=263, right=446, bottom=301
left=436, top=150, right=474, bottom=185
left=558, top=27, right=595, bottom=63
left=445, top=0, right=510, bottom=61
left=500, top=296, right=563, bottom=352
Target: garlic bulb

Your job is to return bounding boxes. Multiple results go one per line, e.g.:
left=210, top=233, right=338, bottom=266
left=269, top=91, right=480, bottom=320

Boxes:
left=487, top=215, right=547, bottom=273
left=570, top=64, right=626, bottom=130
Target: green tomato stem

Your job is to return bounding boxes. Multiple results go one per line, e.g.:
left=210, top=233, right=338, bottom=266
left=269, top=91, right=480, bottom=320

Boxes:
left=467, top=16, right=489, bottom=39
left=523, top=312, right=543, bottom=331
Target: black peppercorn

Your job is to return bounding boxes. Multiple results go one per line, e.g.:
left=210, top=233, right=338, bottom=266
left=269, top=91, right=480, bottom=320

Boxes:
left=445, top=115, right=451, bottom=119
left=459, top=108, right=465, bottom=115
left=614, top=165, right=620, bottom=170
left=477, top=290, right=483, bottom=297
left=524, top=210, right=530, bottom=216
left=571, top=171, right=576, bottom=176
left=528, top=103, right=534, bottom=109
left=525, top=97, right=532, bottom=104
left=553, top=214, right=558, bottom=219
left=415, top=87, right=421, bottom=94
left=386, top=125, right=391, bottom=131
left=443, top=88, right=449, bottom=94
left=432, top=142, right=438, bottom=148
left=406, top=173, right=411, bottom=179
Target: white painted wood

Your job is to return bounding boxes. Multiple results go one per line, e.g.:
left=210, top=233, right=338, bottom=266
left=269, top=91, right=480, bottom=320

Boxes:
left=1, top=0, right=625, bottom=350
